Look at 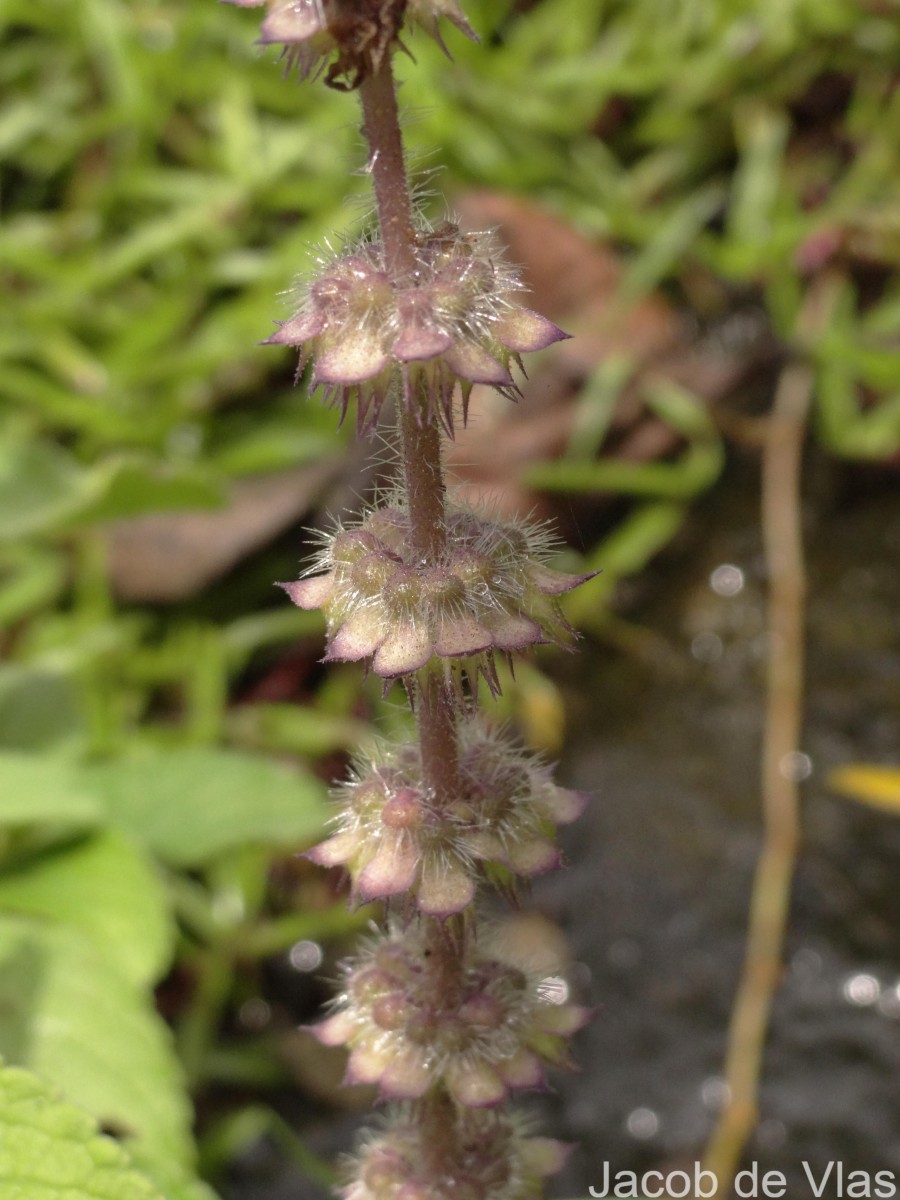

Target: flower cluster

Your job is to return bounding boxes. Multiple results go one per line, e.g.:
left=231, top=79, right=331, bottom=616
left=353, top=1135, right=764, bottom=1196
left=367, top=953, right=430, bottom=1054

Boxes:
left=224, top=0, right=476, bottom=89
left=309, top=721, right=587, bottom=914
left=344, top=1110, right=569, bottom=1200
left=279, top=501, right=592, bottom=687
left=314, top=925, right=590, bottom=1105
left=265, top=222, right=568, bottom=432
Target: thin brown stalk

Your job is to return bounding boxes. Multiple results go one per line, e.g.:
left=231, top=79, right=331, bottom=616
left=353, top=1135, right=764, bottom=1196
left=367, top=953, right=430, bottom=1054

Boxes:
left=702, top=280, right=837, bottom=1196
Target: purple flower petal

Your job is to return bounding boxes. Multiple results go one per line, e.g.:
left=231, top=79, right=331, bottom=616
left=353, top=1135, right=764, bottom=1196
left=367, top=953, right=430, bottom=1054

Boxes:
left=417, top=857, right=475, bottom=916
left=312, top=1011, right=356, bottom=1047
left=505, top=836, right=561, bottom=876
left=372, top=622, right=433, bottom=677
left=262, top=309, right=326, bottom=346
left=345, top=1044, right=389, bottom=1087
left=527, top=564, right=599, bottom=595
left=496, top=1047, right=545, bottom=1090
left=305, top=829, right=359, bottom=867
left=445, top=1060, right=507, bottom=1108
left=520, top=1138, right=573, bottom=1178
left=462, top=830, right=506, bottom=862
left=539, top=787, right=588, bottom=825
left=328, top=607, right=386, bottom=661
left=378, top=1050, right=431, bottom=1100
left=534, top=1003, right=594, bottom=1036
left=495, top=308, right=570, bottom=353
left=443, top=340, right=513, bottom=386
left=277, top=574, right=334, bottom=610
left=260, top=1, right=327, bottom=43
left=392, top=323, right=453, bottom=362
left=480, top=610, right=543, bottom=651
left=357, top=838, right=419, bottom=900
left=432, top=614, right=492, bottom=657
left=313, top=332, right=389, bottom=385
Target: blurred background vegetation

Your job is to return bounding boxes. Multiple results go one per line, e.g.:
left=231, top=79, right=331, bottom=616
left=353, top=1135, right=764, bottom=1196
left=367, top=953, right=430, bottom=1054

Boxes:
left=1, top=0, right=899, bottom=1198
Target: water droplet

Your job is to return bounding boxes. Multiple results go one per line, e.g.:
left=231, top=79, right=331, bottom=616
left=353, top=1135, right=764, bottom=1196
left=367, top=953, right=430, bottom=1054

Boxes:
left=691, top=632, right=723, bottom=663
left=289, top=940, right=324, bottom=972
left=779, top=751, right=812, bottom=781
left=700, top=1076, right=731, bottom=1110
left=238, top=998, right=271, bottom=1031
left=538, top=976, right=570, bottom=1005
left=790, top=947, right=822, bottom=977
left=626, top=1107, right=659, bottom=1139
left=843, top=972, right=880, bottom=1006
left=710, top=564, right=745, bottom=597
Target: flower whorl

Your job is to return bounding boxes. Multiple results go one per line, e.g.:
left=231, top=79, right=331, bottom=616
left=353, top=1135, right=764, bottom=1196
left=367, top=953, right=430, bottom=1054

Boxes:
left=265, top=222, right=568, bottom=434
left=279, top=501, right=593, bottom=686
left=224, top=0, right=477, bottom=89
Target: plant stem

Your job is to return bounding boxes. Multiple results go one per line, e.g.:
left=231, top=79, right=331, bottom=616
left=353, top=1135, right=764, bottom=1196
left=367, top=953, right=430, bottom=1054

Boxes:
left=358, top=51, right=465, bottom=1166
left=359, top=58, right=461, bottom=816
left=359, top=58, right=416, bottom=277
left=701, top=278, right=837, bottom=1195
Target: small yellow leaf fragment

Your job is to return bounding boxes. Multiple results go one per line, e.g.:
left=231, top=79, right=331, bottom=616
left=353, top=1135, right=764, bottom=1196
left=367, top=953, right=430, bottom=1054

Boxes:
left=828, top=765, right=900, bottom=816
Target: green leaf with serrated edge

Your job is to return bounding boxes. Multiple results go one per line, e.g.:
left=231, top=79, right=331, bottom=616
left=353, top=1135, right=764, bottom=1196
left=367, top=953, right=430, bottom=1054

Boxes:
left=0, top=1060, right=167, bottom=1200
left=0, top=916, right=195, bottom=1179
left=79, top=748, right=326, bottom=867
left=0, top=754, right=99, bottom=828
left=0, top=830, right=174, bottom=988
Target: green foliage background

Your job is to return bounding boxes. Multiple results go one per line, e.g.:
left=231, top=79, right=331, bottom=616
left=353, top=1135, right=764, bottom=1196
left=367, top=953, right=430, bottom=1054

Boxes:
left=1, top=0, right=899, bottom=1196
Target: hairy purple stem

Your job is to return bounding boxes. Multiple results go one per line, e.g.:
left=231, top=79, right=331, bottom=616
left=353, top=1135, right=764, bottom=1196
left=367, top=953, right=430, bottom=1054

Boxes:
left=359, top=54, right=465, bottom=1177
left=359, top=58, right=415, bottom=278
left=359, top=58, right=461, bottom=806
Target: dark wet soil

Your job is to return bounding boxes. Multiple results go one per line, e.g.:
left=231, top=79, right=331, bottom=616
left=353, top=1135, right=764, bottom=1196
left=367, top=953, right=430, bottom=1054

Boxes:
left=543, top=454, right=900, bottom=1197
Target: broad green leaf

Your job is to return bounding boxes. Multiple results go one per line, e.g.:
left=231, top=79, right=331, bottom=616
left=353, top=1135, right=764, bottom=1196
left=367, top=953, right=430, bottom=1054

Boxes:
left=0, top=441, right=86, bottom=541
left=80, top=748, right=326, bottom=867
left=0, top=916, right=196, bottom=1179
left=0, top=753, right=98, bottom=828
left=0, top=830, right=174, bottom=988
left=0, top=667, right=86, bottom=752
left=0, top=1060, right=166, bottom=1200
left=226, top=702, right=366, bottom=758
left=829, top=765, right=900, bottom=816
